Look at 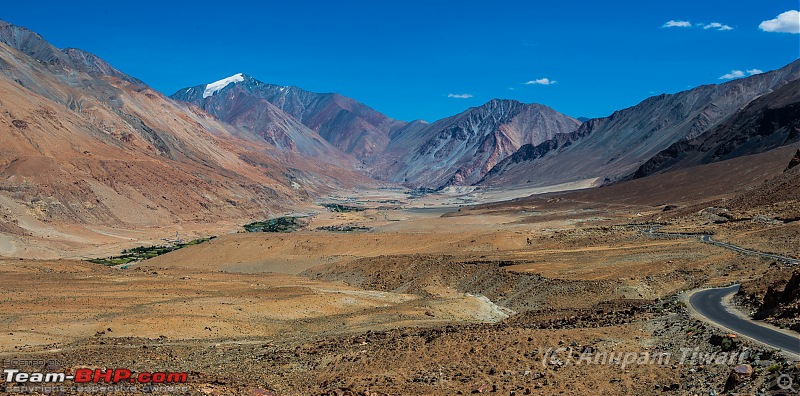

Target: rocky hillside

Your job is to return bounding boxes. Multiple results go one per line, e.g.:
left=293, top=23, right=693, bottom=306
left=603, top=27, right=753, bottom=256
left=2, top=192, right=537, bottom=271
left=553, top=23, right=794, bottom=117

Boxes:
left=171, top=75, right=405, bottom=160
left=482, top=60, right=800, bottom=188
left=725, top=148, right=800, bottom=218
left=738, top=269, right=800, bottom=332
left=635, top=78, right=800, bottom=178
left=0, top=20, right=368, bottom=254
left=369, top=99, right=580, bottom=189
left=787, top=148, right=800, bottom=171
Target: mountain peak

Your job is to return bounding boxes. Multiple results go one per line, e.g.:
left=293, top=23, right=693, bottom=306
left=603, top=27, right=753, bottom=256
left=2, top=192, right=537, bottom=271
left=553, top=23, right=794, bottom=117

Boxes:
left=370, top=97, right=581, bottom=189
left=478, top=98, right=523, bottom=108
left=172, top=72, right=408, bottom=160
left=469, top=99, right=553, bottom=117
left=203, top=73, right=246, bottom=98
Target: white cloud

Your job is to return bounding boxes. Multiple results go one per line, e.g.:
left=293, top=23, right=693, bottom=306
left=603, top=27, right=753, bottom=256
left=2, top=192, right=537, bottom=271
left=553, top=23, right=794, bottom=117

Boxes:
left=663, top=20, right=692, bottom=28
left=719, top=68, right=764, bottom=80
left=524, top=78, right=556, bottom=85
left=703, top=22, right=733, bottom=31
left=719, top=70, right=745, bottom=80
left=663, top=20, right=733, bottom=31
left=759, top=10, right=800, bottom=33
left=447, top=93, right=473, bottom=99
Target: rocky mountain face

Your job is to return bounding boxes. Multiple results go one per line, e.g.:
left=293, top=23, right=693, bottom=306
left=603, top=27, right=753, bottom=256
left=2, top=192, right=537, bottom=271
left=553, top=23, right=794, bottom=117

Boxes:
left=172, top=76, right=582, bottom=189
left=368, top=99, right=580, bottom=189
left=168, top=57, right=800, bottom=192
left=482, top=60, right=800, bottom=188
left=171, top=75, right=405, bottom=160
left=634, top=78, right=800, bottom=178
left=2, top=18, right=799, bottom=237
left=0, top=20, right=368, bottom=245
left=0, top=20, right=144, bottom=86
left=169, top=74, right=354, bottom=165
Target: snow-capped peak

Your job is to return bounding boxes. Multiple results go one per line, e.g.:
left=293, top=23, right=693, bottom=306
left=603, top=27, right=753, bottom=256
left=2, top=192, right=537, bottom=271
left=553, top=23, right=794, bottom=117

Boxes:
left=202, top=73, right=244, bottom=98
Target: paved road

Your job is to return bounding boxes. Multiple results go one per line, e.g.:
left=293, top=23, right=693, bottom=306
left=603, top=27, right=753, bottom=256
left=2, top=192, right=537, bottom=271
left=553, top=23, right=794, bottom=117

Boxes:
left=700, top=235, right=800, bottom=265
left=644, top=227, right=799, bottom=265
left=689, top=285, right=800, bottom=356
left=645, top=226, right=799, bottom=355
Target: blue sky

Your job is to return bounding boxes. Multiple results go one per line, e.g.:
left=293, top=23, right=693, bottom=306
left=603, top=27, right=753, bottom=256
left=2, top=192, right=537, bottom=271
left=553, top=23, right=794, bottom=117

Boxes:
left=2, top=1, right=799, bottom=122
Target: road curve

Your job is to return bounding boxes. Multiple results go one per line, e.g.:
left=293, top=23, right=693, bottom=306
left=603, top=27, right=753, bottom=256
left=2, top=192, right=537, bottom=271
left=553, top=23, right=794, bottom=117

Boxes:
left=688, top=285, right=800, bottom=357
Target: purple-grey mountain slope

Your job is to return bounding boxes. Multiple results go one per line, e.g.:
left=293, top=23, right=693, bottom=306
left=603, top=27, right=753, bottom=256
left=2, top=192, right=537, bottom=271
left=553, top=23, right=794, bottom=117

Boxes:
left=171, top=75, right=405, bottom=160
left=481, top=59, right=800, bottom=188
left=367, top=99, right=581, bottom=189
left=634, top=78, right=800, bottom=178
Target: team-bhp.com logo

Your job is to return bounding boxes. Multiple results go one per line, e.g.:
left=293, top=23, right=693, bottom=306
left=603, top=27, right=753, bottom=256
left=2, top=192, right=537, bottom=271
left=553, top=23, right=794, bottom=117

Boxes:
left=3, top=368, right=188, bottom=384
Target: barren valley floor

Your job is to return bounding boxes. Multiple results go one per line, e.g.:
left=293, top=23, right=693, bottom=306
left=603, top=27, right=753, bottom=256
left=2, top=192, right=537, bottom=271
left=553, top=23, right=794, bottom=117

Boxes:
left=1, top=188, right=798, bottom=395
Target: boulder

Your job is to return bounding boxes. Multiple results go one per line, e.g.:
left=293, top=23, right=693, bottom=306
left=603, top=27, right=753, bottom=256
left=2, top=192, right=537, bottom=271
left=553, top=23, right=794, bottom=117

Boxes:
left=723, top=364, right=753, bottom=392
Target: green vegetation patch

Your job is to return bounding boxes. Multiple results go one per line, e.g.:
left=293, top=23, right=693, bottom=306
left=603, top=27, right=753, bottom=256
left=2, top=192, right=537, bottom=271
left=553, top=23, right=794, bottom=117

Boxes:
left=244, top=216, right=304, bottom=233
left=406, top=188, right=437, bottom=198
left=316, top=224, right=371, bottom=232
left=321, top=203, right=364, bottom=213
left=86, top=237, right=216, bottom=266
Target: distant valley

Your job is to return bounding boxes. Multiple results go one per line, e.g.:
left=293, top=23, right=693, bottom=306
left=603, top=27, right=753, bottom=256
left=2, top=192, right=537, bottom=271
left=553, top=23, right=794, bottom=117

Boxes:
left=0, top=18, right=798, bottom=258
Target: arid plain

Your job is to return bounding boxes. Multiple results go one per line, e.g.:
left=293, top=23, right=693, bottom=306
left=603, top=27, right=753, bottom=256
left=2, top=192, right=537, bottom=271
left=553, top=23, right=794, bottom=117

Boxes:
left=1, top=148, right=798, bottom=395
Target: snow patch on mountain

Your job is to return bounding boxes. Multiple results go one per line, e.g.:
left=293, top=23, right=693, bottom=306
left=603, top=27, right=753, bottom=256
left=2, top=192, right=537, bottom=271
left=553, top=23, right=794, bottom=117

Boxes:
left=203, top=73, right=244, bottom=98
